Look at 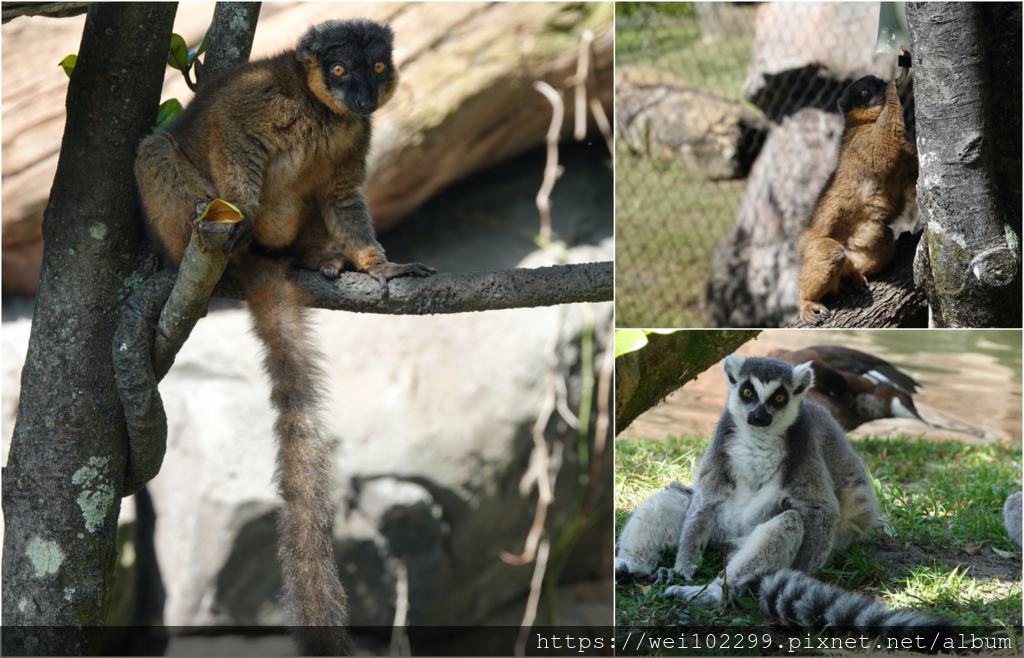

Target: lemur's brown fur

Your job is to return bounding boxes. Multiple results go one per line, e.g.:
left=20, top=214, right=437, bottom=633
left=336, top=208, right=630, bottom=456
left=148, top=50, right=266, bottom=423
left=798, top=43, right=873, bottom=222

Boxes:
left=135, top=19, right=433, bottom=656
left=797, top=76, right=918, bottom=325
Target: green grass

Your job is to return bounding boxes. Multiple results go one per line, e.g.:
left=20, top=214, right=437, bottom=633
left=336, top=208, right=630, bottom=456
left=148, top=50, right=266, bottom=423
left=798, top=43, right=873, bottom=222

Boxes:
left=616, top=13, right=755, bottom=104
left=616, top=433, right=1023, bottom=652
left=615, top=157, right=744, bottom=328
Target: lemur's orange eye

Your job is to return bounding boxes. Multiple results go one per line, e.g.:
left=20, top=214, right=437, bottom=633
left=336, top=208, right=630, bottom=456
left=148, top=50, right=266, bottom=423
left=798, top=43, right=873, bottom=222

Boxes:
left=742, top=388, right=753, bottom=398
left=775, top=394, right=785, bottom=403
left=373, top=61, right=385, bottom=74
left=331, top=64, right=346, bottom=77
left=861, top=88, right=869, bottom=95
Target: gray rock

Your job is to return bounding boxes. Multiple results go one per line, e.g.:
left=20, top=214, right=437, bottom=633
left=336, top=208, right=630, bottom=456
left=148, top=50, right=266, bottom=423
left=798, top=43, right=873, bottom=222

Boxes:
left=705, top=108, right=842, bottom=327
left=616, top=68, right=769, bottom=180
left=2, top=141, right=613, bottom=629
left=744, top=2, right=899, bottom=121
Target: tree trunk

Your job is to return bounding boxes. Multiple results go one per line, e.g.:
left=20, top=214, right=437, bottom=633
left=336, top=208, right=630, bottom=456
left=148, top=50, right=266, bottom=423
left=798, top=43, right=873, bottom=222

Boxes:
left=1, top=3, right=177, bottom=654
left=615, top=329, right=759, bottom=434
left=906, top=2, right=1022, bottom=327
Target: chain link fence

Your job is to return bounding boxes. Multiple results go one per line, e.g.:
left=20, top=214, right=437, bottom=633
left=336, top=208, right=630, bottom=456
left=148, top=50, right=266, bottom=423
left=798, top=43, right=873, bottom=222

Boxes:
left=615, top=2, right=913, bottom=328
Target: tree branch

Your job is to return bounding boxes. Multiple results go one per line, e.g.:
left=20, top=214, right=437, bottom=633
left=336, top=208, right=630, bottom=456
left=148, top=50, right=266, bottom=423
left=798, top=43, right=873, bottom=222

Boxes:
left=615, top=330, right=759, bottom=435
left=788, top=231, right=927, bottom=328
left=196, top=2, right=260, bottom=87
left=211, top=261, right=614, bottom=314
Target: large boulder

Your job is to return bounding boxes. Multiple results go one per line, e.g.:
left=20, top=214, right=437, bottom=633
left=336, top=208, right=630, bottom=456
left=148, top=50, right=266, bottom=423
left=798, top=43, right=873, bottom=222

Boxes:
left=1, top=1, right=613, bottom=294
left=2, top=140, right=614, bottom=629
left=616, top=68, right=769, bottom=180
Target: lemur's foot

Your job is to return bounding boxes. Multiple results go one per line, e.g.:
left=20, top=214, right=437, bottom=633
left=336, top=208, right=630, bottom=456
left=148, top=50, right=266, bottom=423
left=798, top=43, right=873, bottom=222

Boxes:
left=652, top=567, right=682, bottom=586
left=846, top=269, right=869, bottom=290
left=195, top=197, right=214, bottom=217
left=800, top=300, right=831, bottom=326
left=312, top=253, right=349, bottom=279
left=664, top=582, right=723, bottom=608
left=368, top=262, right=437, bottom=298
left=189, top=198, right=217, bottom=253
left=222, top=216, right=253, bottom=254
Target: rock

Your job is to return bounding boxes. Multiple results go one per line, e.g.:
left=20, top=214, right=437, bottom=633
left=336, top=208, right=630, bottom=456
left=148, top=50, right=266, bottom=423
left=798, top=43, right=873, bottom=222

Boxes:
left=705, top=108, right=842, bottom=327
left=616, top=68, right=769, bottom=180
left=743, top=2, right=899, bottom=122
left=2, top=137, right=614, bottom=629
left=0, top=2, right=613, bottom=294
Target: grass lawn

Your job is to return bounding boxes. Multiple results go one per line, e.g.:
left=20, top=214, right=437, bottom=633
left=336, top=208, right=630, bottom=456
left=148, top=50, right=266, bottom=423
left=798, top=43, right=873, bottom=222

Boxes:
left=615, top=156, right=744, bottom=328
left=615, top=434, right=1023, bottom=654
left=614, top=11, right=756, bottom=328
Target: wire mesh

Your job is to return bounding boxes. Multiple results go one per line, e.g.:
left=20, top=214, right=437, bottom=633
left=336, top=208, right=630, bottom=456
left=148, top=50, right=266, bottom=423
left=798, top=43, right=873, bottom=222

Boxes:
left=614, top=2, right=913, bottom=328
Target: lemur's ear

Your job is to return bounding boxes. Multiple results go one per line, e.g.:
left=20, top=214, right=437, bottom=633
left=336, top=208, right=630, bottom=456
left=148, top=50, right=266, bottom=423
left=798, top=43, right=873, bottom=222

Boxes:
left=723, top=353, right=743, bottom=386
left=792, top=361, right=815, bottom=396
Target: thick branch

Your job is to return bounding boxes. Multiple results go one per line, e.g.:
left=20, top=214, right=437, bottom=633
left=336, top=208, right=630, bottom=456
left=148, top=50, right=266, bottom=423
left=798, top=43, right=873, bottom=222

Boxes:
left=906, top=2, right=1021, bottom=327
left=615, top=330, right=759, bottom=435
left=1, top=2, right=91, bottom=23
left=788, top=231, right=927, bottom=328
left=212, top=262, right=614, bottom=314
left=196, top=2, right=260, bottom=86
left=152, top=225, right=231, bottom=379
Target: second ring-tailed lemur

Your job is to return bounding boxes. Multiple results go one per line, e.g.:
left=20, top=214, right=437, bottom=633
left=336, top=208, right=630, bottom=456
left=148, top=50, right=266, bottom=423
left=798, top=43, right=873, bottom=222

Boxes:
left=616, top=354, right=951, bottom=635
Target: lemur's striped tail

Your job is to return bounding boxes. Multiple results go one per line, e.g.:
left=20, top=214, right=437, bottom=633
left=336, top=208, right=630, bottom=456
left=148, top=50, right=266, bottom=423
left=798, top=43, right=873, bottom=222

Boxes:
left=735, top=568, right=954, bottom=643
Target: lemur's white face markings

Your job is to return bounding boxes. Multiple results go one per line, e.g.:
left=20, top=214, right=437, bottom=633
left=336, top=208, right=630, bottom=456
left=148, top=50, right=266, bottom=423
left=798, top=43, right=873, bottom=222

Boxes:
left=722, top=355, right=814, bottom=435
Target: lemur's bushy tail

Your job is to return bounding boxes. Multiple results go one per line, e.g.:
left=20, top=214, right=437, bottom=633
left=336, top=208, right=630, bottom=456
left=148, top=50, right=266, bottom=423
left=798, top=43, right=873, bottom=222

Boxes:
left=246, top=258, right=353, bottom=656
left=736, top=568, right=954, bottom=644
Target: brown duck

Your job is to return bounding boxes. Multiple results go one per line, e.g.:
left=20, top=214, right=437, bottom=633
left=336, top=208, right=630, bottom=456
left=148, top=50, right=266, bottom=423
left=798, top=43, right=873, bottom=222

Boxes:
left=767, top=345, right=925, bottom=430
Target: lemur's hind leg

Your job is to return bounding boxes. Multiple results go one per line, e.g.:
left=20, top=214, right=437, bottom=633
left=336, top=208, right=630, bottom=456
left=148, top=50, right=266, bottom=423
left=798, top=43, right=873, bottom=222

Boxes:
left=615, top=481, right=693, bottom=581
left=665, top=509, right=804, bottom=608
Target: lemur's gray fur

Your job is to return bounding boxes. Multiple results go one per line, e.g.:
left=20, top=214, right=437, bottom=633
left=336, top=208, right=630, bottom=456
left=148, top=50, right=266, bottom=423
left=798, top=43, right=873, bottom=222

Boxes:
left=1005, top=492, right=1022, bottom=550
left=616, top=354, right=951, bottom=636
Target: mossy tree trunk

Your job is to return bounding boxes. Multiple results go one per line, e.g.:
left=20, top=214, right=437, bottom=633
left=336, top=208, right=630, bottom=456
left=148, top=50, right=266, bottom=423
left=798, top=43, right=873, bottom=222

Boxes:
left=906, top=2, right=1022, bottom=327
left=615, top=330, right=759, bottom=434
left=1, top=3, right=178, bottom=654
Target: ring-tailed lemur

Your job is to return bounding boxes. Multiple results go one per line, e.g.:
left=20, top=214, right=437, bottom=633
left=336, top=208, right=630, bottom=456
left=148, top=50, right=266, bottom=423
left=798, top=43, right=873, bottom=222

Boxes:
left=1005, top=492, right=1022, bottom=550
left=616, top=354, right=951, bottom=636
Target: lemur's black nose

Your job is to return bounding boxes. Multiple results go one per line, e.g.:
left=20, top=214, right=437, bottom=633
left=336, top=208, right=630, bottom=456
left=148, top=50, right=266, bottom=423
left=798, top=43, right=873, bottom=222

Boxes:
left=748, top=405, right=772, bottom=427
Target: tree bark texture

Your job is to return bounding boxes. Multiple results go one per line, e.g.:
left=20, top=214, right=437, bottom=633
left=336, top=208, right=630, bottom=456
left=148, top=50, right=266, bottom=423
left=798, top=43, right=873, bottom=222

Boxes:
left=1, top=3, right=177, bottom=653
left=788, top=231, right=927, bottom=328
left=212, top=261, right=614, bottom=313
left=906, top=2, right=1022, bottom=327
left=615, top=329, right=759, bottom=435
left=196, top=2, right=260, bottom=87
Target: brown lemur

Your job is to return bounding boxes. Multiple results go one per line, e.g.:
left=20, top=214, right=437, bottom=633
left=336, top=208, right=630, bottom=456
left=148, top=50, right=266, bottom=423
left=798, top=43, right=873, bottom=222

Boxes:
left=797, top=75, right=918, bottom=325
left=135, top=19, right=434, bottom=656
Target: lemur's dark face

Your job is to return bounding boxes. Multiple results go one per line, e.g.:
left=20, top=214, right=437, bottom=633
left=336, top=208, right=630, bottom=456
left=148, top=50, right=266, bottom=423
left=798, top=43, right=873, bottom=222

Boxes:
left=838, top=75, right=887, bottom=115
left=299, top=19, right=398, bottom=116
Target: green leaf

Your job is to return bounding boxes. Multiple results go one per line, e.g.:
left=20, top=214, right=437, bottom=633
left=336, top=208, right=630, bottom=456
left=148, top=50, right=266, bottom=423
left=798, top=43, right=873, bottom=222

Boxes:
left=167, top=33, right=189, bottom=70
left=198, top=199, right=244, bottom=224
left=615, top=329, right=648, bottom=358
left=155, top=98, right=183, bottom=130
left=58, top=54, right=77, bottom=78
